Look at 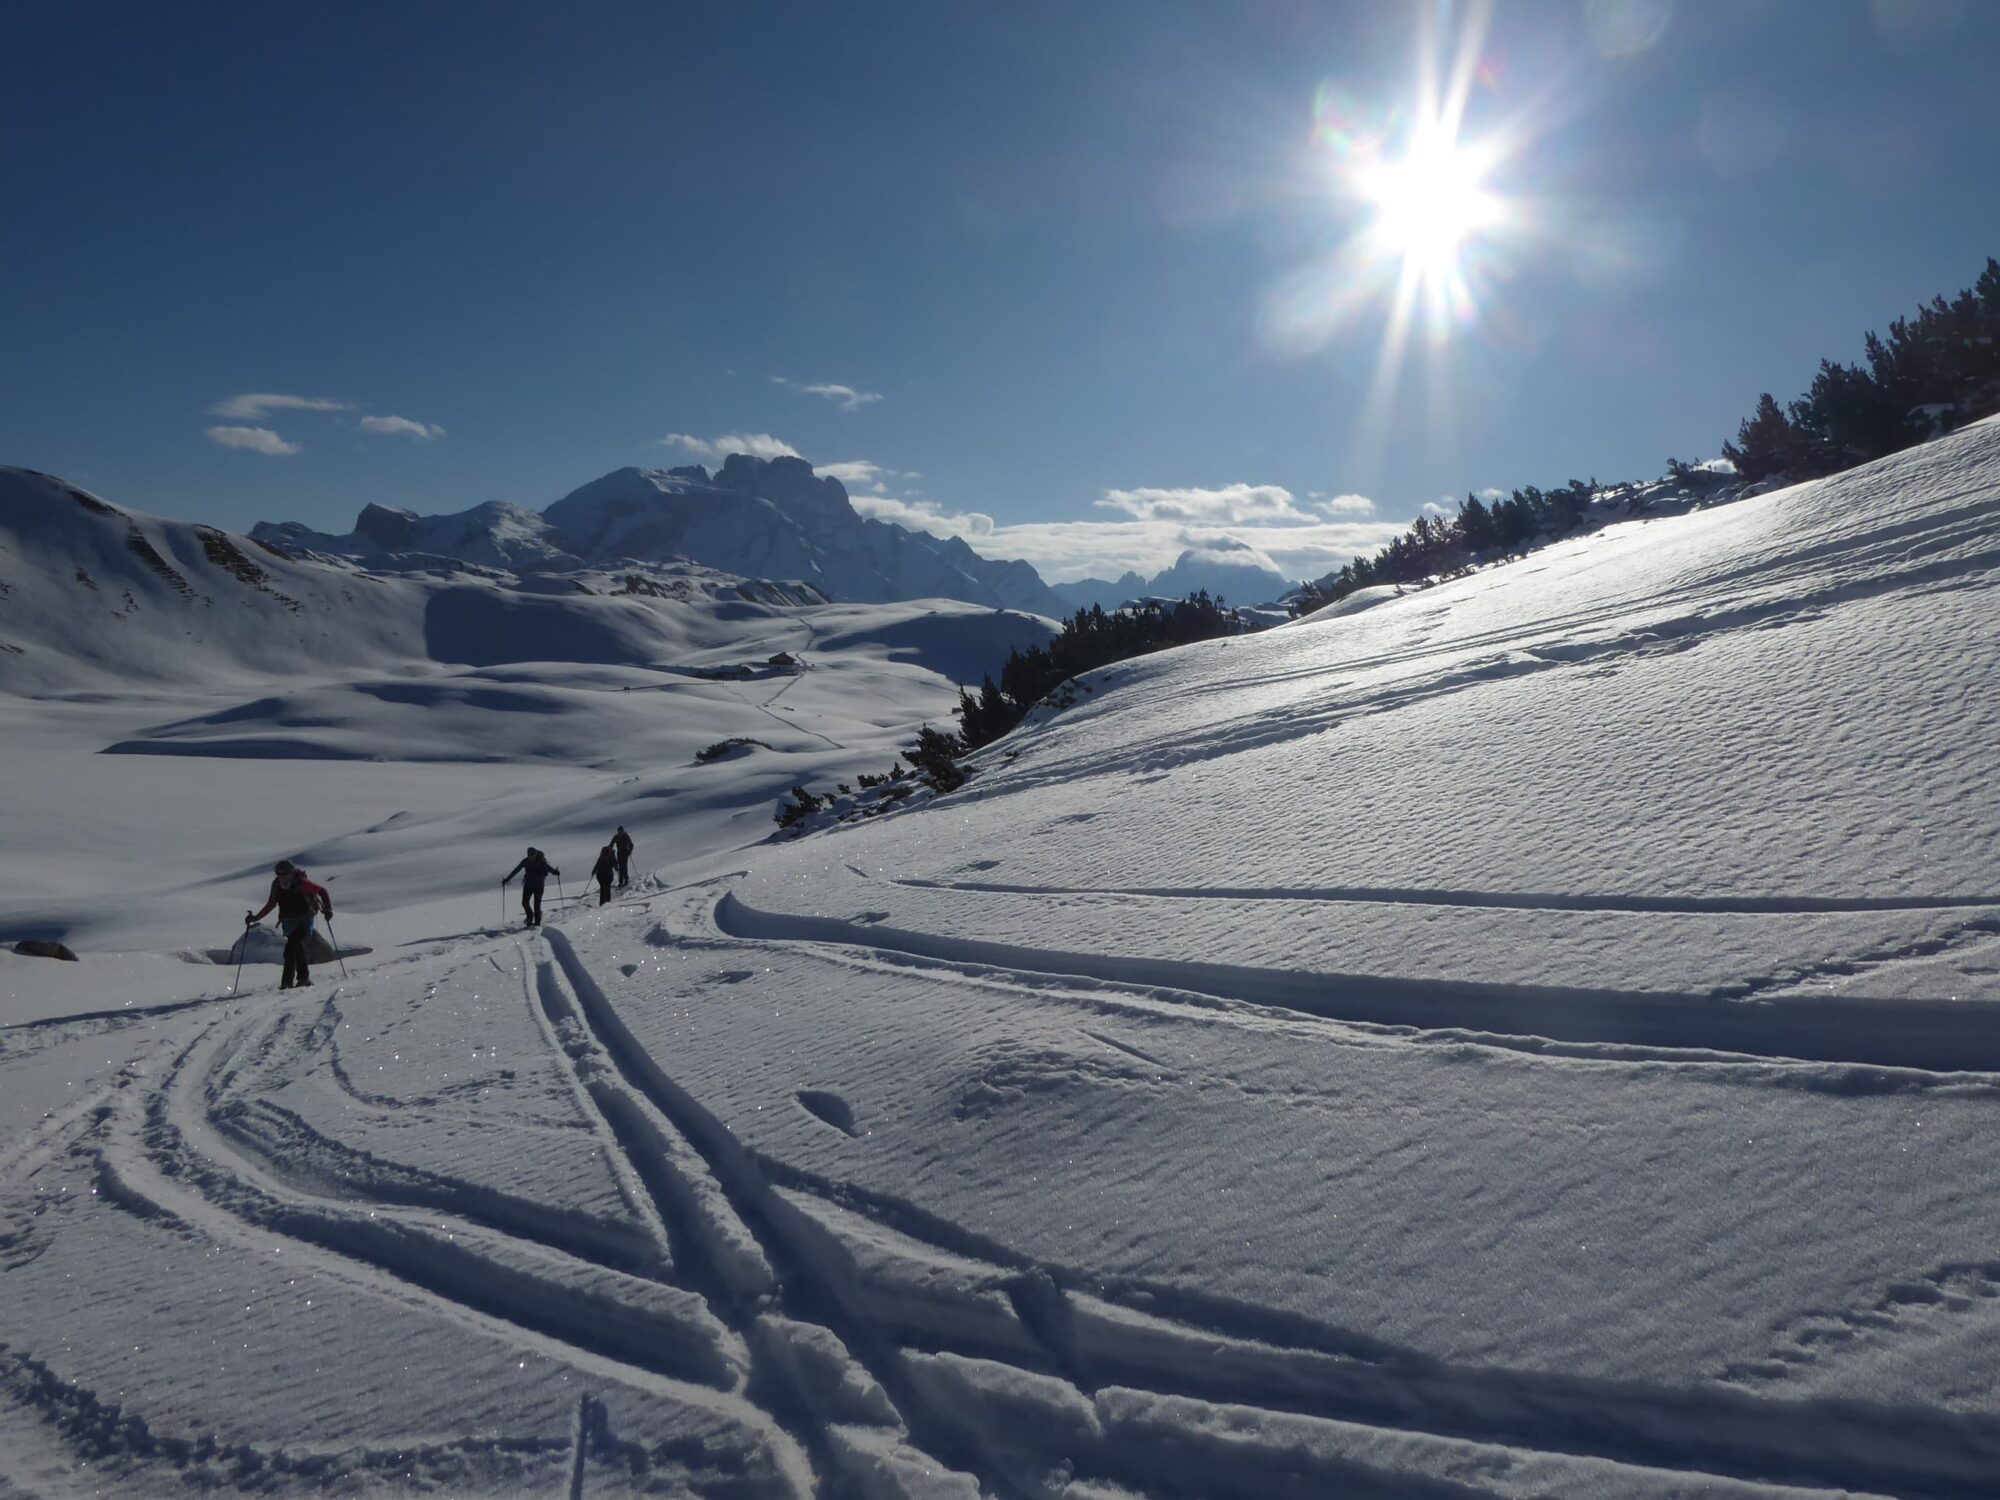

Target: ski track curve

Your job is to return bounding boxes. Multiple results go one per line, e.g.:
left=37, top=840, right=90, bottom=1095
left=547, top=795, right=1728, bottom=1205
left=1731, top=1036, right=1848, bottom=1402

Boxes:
left=712, top=890, right=2000, bottom=1075
left=12, top=890, right=2000, bottom=1496
left=890, top=874, right=2000, bottom=917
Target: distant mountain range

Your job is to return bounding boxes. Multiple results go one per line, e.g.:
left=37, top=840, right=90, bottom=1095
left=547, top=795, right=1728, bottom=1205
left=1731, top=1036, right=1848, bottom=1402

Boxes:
left=0, top=466, right=839, bottom=694
left=0, top=465, right=1064, bottom=699
left=1049, top=537, right=1293, bottom=614
left=254, top=455, right=1069, bottom=616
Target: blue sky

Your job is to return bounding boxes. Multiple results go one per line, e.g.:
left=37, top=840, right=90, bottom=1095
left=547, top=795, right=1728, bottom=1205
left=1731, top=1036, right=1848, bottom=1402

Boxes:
left=5, top=1, right=1997, bottom=583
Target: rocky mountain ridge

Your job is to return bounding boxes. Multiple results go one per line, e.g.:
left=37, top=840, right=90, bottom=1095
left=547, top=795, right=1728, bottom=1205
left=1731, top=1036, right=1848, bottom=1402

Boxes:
left=255, top=454, right=1067, bottom=615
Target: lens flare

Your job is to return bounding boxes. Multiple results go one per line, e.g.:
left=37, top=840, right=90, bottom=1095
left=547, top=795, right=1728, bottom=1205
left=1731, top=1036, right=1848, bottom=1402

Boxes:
left=1266, top=2, right=1536, bottom=364
left=1360, top=127, right=1500, bottom=277
left=1259, top=1, right=1546, bottom=479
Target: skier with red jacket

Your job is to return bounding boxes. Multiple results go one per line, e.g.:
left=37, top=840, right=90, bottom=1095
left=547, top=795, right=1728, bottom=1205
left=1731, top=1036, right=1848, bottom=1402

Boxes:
left=246, top=859, right=332, bottom=990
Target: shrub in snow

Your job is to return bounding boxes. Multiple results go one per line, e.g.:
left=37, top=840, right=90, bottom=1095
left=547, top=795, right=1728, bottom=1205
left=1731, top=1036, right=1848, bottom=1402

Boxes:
left=908, top=725, right=966, bottom=792
left=774, top=785, right=829, bottom=834
left=696, top=737, right=771, bottom=763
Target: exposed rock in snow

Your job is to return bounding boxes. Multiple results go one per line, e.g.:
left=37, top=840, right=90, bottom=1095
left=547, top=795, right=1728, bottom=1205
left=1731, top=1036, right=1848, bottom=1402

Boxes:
left=10, top=939, right=76, bottom=961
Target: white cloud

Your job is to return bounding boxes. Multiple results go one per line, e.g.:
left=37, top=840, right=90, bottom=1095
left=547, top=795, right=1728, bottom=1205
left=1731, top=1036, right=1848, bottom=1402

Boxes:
left=851, top=493, right=995, bottom=538
left=1095, top=483, right=1311, bottom=525
left=1314, top=492, right=1376, bottom=516
left=771, top=375, right=883, bottom=411
left=817, top=460, right=890, bottom=488
left=359, top=414, right=446, bottom=440
left=803, top=382, right=882, bottom=410
left=659, top=431, right=801, bottom=464
left=1172, top=536, right=1284, bottom=573
left=818, top=460, right=924, bottom=492
left=1422, top=500, right=1452, bottom=516
left=1478, top=487, right=1507, bottom=500
left=210, top=393, right=348, bottom=420
left=205, top=425, right=300, bottom=456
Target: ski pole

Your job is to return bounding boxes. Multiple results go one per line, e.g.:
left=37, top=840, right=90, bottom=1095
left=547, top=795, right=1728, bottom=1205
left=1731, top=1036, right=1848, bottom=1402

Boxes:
left=556, top=875, right=566, bottom=910
left=325, top=914, right=351, bottom=979
left=233, top=921, right=255, bottom=995
left=500, top=880, right=507, bottom=927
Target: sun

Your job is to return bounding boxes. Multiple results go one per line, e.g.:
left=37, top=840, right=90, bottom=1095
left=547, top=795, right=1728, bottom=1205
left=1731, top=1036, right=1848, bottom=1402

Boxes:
left=1360, top=126, right=1499, bottom=279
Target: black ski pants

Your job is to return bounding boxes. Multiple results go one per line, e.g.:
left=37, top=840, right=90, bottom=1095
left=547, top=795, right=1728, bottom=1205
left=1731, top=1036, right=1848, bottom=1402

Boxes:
left=522, top=884, right=544, bottom=925
left=281, top=922, right=312, bottom=989
left=615, top=849, right=630, bottom=885
left=597, top=876, right=612, bottom=906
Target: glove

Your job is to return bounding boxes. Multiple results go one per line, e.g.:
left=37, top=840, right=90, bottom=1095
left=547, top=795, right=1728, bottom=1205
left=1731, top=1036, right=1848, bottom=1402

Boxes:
left=244, top=912, right=256, bottom=926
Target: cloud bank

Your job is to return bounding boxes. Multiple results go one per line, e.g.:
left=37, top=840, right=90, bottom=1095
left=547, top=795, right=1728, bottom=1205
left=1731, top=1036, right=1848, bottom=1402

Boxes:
left=1097, top=483, right=1312, bottom=524
left=972, top=516, right=1404, bottom=585
left=833, top=467, right=1399, bottom=585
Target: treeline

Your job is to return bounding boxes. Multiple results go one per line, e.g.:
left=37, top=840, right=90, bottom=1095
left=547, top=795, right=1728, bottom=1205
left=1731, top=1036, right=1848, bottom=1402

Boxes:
left=956, top=591, right=1246, bottom=749
left=1289, top=479, right=1612, bottom=616
left=1289, top=256, right=2000, bottom=619
left=775, top=591, right=1252, bottom=834
left=1724, top=256, right=2000, bottom=481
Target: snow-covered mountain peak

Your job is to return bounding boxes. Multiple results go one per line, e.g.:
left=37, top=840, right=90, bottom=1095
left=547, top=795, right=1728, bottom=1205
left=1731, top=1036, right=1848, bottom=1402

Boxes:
left=254, top=454, right=1071, bottom=615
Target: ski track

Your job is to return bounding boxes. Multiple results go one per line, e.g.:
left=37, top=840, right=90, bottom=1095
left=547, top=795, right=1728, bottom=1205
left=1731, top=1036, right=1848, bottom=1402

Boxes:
left=891, top=874, right=2000, bottom=917
left=677, top=889, right=2000, bottom=1498
left=713, top=891, right=2000, bottom=1075
left=10, top=885, right=2000, bottom=1495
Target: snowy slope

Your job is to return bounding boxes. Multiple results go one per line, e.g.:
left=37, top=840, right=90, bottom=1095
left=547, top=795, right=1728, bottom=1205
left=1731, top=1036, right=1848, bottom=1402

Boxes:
left=3, top=421, right=1998, bottom=1498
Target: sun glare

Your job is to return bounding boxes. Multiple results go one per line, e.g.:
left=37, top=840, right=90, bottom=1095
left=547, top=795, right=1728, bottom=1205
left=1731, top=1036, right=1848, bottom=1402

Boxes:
left=1258, top=0, right=1541, bottom=476
left=1264, top=0, right=1533, bottom=387
left=1361, top=128, right=1499, bottom=277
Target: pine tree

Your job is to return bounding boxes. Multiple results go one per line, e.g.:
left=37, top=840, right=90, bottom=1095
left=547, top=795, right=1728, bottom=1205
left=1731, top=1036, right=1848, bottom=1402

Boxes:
left=1722, top=392, right=1808, bottom=482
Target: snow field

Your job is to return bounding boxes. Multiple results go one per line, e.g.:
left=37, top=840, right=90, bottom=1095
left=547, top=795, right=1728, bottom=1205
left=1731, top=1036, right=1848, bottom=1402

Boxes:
left=3, top=420, right=1999, bottom=1494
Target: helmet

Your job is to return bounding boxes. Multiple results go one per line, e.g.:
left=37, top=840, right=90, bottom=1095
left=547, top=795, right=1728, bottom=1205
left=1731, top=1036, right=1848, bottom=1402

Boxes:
left=273, top=860, right=296, bottom=877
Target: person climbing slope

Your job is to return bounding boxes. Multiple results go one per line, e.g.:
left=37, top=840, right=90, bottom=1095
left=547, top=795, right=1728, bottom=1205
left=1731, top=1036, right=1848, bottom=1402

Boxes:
left=503, top=847, right=558, bottom=927
left=592, top=844, right=617, bottom=906
left=245, top=859, right=333, bottom=990
left=612, top=825, right=634, bottom=887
